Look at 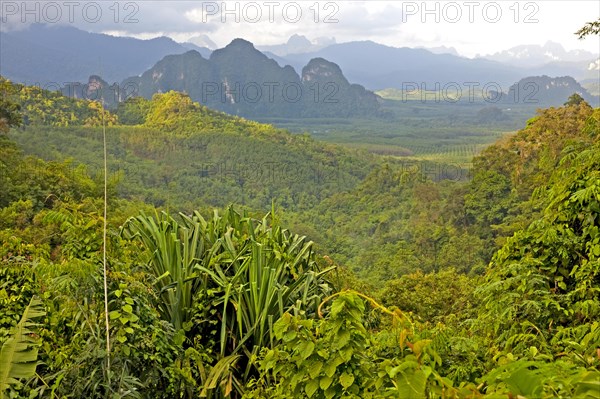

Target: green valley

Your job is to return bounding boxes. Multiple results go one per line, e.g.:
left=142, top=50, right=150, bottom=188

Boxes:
left=2, top=69, right=600, bottom=398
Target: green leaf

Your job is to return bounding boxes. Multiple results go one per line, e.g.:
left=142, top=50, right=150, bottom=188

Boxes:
left=330, top=298, right=345, bottom=317
left=283, top=330, right=297, bottom=342
left=0, top=297, right=45, bottom=396
left=273, top=317, right=289, bottom=339
left=395, top=370, right=428, bottom=398
left=324, top=387, right=336, bottom=399
left=305, top=379, right=319, bottom=397
left=505, top=366, right=542, bottom=396
left=339, top=372, right=354, bottom=389
left=320, top=375, right=333, bottom=390
left=309, top=361, right=323, bottom=379
left=109, top=311, right=121, bottom=320
left=335, top=330, right=351, bottom=349
left=174, top=330, right=185, bottom=346
left=323, top=361, right=337, bottom=378
left=529, top=346, right=538, bottom=357
left=301, top=341, right=315, bottom=359
left=339, top=347, right=354, bottom=362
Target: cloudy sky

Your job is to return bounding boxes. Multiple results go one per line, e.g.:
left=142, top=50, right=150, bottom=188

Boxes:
left=1, top=1, right=599, bottom=57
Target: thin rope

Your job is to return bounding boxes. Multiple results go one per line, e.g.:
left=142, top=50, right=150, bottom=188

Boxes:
left=101, top=98, right=111, bottom=372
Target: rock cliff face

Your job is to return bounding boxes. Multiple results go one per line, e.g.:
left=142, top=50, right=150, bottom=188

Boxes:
left=119, top=39, right=381, bottom=118
left=300, top=58, right=381, bottom=117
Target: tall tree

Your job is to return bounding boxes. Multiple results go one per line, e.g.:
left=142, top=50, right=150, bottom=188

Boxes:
left=0, top=78, right=22, bottom=134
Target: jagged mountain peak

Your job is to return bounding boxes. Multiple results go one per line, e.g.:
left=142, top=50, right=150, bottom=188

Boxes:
left=287, top=34, right=312, bottom=47
left=302, top=58, right=346, bottom=83
left=225, top=38, right=255, bottom=49
left=210, top=38, right=269, bottom=63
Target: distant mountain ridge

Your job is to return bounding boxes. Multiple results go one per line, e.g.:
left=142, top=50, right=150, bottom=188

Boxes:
left=0, top=24, right=211, bottom=84
left=483, top=41, right=598, bottom=68
left=479, top=41, right=599, bottom=84
left=497, top=75, right=599, bottom=107
left=257, top=34, right=335, bottom=56
left=2, top=24, right=596, bottom=104
left=118, top=39, right=381, bottom=118
left=280, top=41, right=525, bottom=90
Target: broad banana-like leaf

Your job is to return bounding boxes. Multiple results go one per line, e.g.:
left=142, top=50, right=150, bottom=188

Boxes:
left=0, top=296, right=45, bottom=398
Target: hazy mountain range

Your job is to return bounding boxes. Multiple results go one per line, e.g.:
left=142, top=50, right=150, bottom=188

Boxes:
left=1, top=24, right=598, bottom=114
left=269, top=39, right=598, bottom=90
left=482, top=41, right=598, bottom=68
left=257, top=34, right=336, bottom=56
left=496, top=75, right=597, bottom=107
left=0, top=24, right=211, bottom=84
left=279, top=41, right=524, bottom=89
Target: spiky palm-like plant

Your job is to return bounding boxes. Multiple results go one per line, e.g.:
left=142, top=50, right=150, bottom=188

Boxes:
left=123, top=206, right=333, bottom=397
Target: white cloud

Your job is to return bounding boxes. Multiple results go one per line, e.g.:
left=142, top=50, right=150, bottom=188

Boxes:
left=2, top=1, right=598, bottom=56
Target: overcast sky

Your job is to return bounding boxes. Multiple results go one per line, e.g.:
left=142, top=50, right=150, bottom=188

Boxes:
left=1, top=1, right=599, bottom=57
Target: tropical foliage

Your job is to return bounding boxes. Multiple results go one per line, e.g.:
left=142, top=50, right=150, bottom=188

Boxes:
left=1, top=77, right=599, bottom=398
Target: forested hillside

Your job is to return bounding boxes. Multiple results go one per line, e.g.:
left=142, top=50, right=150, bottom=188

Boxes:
left=4, top=78, right=375, bottom=211
left=1, top=77, right=599, bottom=398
